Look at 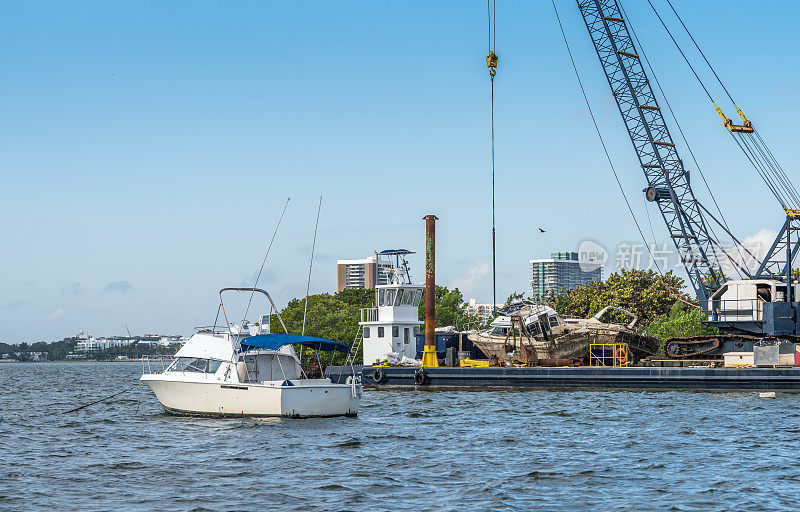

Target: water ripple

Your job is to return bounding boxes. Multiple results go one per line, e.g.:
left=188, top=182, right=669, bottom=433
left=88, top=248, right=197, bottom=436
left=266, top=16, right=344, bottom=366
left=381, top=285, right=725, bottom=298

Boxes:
left=2, top=362, right=799, bottom=511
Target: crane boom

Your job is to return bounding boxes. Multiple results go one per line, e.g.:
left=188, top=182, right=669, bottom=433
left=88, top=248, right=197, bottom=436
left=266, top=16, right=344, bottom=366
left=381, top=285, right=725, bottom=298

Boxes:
left=571, top=0, right=800, bottom=347
left=576, top=0, right=727, bottom=305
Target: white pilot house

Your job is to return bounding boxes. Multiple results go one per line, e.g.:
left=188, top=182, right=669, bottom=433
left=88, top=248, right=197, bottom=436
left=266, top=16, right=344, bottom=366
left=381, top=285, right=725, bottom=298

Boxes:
left=359, top=250, right=423, bottom=365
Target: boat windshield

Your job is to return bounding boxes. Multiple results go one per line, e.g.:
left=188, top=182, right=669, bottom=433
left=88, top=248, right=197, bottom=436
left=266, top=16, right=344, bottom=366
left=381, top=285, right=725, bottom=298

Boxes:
left=167, top=357, right=223, bottom=374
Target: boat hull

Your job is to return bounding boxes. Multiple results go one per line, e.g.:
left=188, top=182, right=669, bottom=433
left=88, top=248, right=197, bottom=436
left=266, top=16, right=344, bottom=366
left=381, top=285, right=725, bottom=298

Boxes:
left=141, top=375, right=360, bottom=418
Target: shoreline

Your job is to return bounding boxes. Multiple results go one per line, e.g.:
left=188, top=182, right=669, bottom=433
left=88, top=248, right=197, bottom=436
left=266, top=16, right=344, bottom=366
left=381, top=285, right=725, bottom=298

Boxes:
left=0, top=358, right=172, bottom=364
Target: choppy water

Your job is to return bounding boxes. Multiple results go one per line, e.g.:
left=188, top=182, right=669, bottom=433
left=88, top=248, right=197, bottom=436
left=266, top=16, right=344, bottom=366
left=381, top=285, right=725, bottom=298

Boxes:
left=1, top=362, right=799, bottom=511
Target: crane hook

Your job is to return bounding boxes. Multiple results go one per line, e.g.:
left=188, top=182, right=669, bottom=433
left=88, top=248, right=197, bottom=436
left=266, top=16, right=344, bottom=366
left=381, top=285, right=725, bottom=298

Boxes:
left=486, top=50, right=498, bottom=78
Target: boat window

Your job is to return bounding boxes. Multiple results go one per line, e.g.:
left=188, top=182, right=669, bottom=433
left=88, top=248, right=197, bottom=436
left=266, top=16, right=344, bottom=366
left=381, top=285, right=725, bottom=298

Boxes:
left=399, top=289, right=415, bottom=306
left=548, top=315, right=559, bottom=327
left=169, top=357, right=221, bottom=374
left=385, top=289, right=397, bottom=306
left=392, top=326, right=399, bottom=337
left=378, top=289, right=385, bottom=307
left=404, top=328, right=410, bottom=343
left=412, top=289, right=423, bottom=307
left=363, top=327, right=370, bottom=338
left=378, top=327, right=385, bottom=337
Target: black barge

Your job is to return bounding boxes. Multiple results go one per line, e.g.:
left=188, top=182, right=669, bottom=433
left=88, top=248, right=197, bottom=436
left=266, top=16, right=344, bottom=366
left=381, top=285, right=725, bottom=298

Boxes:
left=327, top=365, right=800, bottom=392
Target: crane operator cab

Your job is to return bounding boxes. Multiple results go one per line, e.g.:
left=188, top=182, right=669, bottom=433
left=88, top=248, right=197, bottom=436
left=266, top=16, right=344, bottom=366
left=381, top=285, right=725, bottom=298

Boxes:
left=708, top=279, right=800, bottom=335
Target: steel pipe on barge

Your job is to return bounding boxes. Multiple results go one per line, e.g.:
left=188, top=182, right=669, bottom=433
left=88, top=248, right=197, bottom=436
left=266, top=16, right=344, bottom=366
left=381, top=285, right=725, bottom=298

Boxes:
left=326, top=365, right=800, bottom=392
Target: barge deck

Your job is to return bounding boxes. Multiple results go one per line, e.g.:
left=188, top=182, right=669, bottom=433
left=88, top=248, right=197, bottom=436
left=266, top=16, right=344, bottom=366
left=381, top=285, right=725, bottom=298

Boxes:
left=327, top=365, right=800, bottom=392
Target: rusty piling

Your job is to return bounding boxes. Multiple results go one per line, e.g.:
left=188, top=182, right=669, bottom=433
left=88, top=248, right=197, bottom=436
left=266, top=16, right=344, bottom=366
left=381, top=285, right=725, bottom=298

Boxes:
left=421, top=214, right=439, bottom=367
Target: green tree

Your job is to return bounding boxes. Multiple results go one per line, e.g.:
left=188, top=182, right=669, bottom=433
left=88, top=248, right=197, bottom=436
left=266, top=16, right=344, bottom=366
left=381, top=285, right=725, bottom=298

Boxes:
left=553, top=269, right=692, bottom=327
left=646, top=302, right=718, bottom=354
left=505, top=291, right=524, bottom=305
left=417, top=285, right=482, bottom=329
left=269, top=288, right=374, bottom=372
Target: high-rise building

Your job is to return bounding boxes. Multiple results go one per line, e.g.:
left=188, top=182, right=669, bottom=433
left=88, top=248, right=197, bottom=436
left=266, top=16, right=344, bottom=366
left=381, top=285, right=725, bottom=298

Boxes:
left=336, top=256, right=391, bottom=291
left=529, top=251, right=603, bottom=299
left=463, top=298, right=504, bottom=322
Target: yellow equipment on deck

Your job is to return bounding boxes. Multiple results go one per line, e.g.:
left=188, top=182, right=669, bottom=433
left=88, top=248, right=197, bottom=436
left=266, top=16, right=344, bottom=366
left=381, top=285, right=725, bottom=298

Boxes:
left=460, top=358, right=490, bottom=368
left=589, top=343, right=631, bottom=368
left=421, top=345, right=439, bottom=367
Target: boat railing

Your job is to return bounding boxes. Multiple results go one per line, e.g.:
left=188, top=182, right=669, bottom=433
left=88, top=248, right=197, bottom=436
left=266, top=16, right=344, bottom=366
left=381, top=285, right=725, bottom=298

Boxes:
left=141, top=355, right=171, bottom=375
left=194, top=325, right=229, bottom=335
left=360, top=308, right=378, bottom=323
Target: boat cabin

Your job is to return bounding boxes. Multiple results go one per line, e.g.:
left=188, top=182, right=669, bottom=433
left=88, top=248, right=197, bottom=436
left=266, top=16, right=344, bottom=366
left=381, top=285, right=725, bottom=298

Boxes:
left=358, top=250, right=424, bottom=364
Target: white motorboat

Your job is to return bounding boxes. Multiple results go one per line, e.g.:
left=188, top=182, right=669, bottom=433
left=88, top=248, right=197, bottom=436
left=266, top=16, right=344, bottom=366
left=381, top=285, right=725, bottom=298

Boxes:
left=141, top=288, right=361, bottom=418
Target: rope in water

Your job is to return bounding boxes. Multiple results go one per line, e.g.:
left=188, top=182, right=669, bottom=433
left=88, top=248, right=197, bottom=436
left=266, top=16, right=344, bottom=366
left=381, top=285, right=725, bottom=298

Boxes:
left=62, top=385, right=137, bottom=414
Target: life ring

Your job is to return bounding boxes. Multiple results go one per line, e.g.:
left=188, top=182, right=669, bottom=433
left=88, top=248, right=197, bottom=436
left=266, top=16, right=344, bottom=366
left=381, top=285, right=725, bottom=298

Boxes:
left=616, top=347, right=628, bottom=365
left=372, top=367, right=386, bottom=383
left=414, top=368, right=428, bottom=385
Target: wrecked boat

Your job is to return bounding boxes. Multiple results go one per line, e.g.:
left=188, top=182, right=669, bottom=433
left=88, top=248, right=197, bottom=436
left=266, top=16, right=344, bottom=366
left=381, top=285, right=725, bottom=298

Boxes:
left=467, top=301, right=659, bottom=363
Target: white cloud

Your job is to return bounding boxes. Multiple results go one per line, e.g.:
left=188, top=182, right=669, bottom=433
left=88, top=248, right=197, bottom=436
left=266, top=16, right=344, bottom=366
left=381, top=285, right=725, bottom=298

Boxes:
left=449, top=261, right=491, bottom=298
left=47, top=307, right=68, bottom=322
left=718, top=229, right=778, bottom=276
left=62, top=282, right=86, bottom=296
left=1, top=301, right=22, bottom=310
left=104, top=281, right=133, bottom=294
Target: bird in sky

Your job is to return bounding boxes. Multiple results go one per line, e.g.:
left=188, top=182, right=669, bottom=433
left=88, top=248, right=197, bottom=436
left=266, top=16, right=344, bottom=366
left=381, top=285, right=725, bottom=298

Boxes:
left=539, top=228, right=546, bottom=233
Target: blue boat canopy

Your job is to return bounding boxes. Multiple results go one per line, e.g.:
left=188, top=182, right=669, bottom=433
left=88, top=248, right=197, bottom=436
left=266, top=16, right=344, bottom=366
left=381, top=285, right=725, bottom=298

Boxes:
left=378, top=249, right=414, bottom=255
left=239, top=334, right=350, bottom=354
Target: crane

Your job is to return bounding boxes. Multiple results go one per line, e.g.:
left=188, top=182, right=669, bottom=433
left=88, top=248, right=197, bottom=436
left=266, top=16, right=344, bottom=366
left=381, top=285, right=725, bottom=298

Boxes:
left=575, top=0, right=800, bottom=357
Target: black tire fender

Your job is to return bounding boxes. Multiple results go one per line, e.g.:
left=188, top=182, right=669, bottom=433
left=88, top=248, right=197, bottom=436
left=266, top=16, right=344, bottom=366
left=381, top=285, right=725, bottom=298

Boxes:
left=414, top=368, right=428, bottom=385
left=372, top=367, right=386, bottom=383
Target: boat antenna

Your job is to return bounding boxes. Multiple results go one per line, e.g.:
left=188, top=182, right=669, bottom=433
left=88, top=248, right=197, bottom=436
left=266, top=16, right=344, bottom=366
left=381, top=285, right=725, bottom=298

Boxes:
left=240, top=197, right=290, bottom=335
left=302, top=196, right=322, bottom=336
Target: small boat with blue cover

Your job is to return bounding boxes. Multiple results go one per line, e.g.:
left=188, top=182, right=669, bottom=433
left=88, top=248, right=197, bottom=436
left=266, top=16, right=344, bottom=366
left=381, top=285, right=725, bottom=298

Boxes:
left=141, top=288, right=361, bottom=417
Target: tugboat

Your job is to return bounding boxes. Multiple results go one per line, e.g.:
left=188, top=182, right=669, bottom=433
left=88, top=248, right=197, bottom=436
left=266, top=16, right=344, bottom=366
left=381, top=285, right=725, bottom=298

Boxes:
left=141, top=288, right=361, bottom=418
left=355, top=250, right=424, bottom=365
left=468, top=301, right=659, bottom=363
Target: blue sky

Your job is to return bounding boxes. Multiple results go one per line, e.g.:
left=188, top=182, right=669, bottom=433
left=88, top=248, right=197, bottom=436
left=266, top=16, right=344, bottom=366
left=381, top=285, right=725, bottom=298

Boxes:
left=1, top=1, right=798, bottom=342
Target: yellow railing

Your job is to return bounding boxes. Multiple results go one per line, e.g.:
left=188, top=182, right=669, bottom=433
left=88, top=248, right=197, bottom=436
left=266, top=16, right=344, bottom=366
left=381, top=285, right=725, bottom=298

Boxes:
left=589, top=343, right=630, bottom=367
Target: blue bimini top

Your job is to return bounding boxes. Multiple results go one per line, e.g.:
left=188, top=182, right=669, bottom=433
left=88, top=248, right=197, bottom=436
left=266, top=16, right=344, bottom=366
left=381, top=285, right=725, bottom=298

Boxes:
left=239, top=334, right=350, bottom=354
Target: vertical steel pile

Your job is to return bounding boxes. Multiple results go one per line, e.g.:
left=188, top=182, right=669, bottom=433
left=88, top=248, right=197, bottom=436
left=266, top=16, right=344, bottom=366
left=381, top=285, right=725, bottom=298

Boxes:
left=421, top=214, right=439, bottom=367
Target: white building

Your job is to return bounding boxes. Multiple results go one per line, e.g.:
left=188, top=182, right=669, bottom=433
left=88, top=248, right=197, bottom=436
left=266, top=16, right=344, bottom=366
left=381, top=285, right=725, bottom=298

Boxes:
left=463, top=298, right=503, bottom=322
left=530, top=251, right=603, bottom=299
left=75, top=333, right=183, bottom=352
left=336, top=256, right=392, bottom=291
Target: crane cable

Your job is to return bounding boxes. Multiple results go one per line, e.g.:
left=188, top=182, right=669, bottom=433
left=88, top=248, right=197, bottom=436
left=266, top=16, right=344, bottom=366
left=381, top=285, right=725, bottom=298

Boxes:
left=487, top=0, right=498, bottom=315
left=551, top=0, right=664, bottom=278
left=656, top=0, right=800, bottom=207
left=619, top=0, right=749, bottom=280
left=552, top=0, right=702, bottom=310
left=646, top=0, right=800, bottom=210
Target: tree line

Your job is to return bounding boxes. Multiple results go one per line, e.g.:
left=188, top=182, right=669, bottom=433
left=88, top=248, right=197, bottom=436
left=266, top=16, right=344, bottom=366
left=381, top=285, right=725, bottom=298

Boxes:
left=3, top=269, right=715, bottom=363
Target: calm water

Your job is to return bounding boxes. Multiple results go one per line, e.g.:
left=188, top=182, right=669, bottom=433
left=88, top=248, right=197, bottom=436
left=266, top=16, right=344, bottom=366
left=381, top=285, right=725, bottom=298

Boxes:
left=1, top=362, right=799, bottom=511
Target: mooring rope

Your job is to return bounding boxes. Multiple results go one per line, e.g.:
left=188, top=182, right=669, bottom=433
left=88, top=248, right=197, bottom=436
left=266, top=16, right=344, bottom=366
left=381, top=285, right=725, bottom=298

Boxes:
left=62, top=385, right=137, bottom=414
